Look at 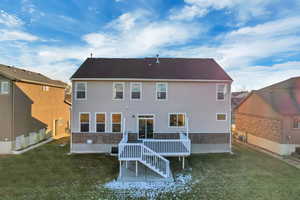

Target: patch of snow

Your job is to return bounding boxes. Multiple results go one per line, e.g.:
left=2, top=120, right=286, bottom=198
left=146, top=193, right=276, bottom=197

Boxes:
left=103, top=173, right=198, bottom=199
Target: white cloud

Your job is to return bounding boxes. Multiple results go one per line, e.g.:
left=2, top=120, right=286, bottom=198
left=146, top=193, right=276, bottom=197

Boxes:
left=169, top=0, right=275, bottom=22
left=0, top=30, right=39, bottom=41
left=0, top=10, right=24, bottom=27
left=230, top=61, right=300, bottom=91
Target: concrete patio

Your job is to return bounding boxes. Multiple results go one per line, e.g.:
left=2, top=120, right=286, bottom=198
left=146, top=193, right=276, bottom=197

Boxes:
left=117, top=161, right=174, bottom=182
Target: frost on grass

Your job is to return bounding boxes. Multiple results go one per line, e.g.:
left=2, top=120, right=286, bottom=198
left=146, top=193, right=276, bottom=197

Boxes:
left=103, top=171, right=200, bottom=199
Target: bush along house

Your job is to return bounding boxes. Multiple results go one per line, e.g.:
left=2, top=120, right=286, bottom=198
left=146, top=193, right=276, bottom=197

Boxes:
left=70, top=57, right=233, bottom=179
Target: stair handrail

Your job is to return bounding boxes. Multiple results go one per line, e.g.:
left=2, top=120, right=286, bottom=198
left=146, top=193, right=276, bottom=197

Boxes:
left=140, top=143, right=170, bottom=177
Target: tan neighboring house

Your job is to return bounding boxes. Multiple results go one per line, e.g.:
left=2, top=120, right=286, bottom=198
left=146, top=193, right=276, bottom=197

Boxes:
left=235, top=77, right=300, bottom=155
left=70, top=57, right=232, bottom=179
left=0, top=64, right=71, bottom=154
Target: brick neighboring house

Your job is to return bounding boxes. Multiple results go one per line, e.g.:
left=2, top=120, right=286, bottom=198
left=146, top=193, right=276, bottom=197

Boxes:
left=0, top=64, right=71, bottom=154
left=234, top=77, right=300, bottom=155
left=70, top=57, right=233, bottom=179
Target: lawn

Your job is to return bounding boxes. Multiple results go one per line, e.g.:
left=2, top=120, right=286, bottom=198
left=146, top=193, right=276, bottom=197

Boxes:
left=0, top=138, right=299, bottom=200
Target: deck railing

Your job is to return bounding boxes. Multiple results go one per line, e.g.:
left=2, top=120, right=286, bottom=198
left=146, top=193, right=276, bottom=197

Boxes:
left=118, top=142, right=170, bottom=178
left=143, top=134, right=191, bottom=156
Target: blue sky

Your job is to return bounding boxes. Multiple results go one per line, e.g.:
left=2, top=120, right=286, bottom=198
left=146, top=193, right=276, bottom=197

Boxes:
left=0, top=0, right=300, bottom=91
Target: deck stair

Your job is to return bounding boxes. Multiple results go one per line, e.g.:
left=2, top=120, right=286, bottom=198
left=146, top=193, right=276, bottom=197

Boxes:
left=118, top=119, right=191, bottom=178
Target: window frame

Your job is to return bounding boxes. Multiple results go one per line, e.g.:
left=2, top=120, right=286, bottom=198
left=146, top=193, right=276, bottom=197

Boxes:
left=112, top=82, right=125, bottom=100
left=216, top=113, right=227, bottom=121
left=156, top=82, right=168, bottom=101
left=111, top=112, right=122, bottom=133
left=95, top=112, right=106, bottom=133
left=0, top=81, right=9, bottom=94
left=130, top=82, right=142, bottom=100
left=216, top=84, right=226, bottom=101
left=168, top=113, right=186, bottom=128
left=75, top=82, right=87, bottom=100
left=79, top=112, right=90, bottom=132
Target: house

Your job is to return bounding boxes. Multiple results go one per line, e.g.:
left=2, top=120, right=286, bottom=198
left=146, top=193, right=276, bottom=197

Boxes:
left=70, top=57, right=232, bottom=178
left=234, top=77, right=300, bottom=155
left=231, top=91, right=249, bottom=125
left=0, top=64, right=71, bottom=154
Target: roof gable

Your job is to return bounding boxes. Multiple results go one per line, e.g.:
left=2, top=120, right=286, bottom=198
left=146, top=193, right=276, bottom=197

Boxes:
left=71, top=58, right=232, bottom=81
left=0, top=64, right=67, bottom=88
left=236, top=77, right=300, bottom=116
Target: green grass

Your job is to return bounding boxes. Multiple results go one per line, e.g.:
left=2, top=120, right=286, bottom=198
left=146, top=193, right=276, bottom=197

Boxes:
left=0, top=138, right=299, bottom=200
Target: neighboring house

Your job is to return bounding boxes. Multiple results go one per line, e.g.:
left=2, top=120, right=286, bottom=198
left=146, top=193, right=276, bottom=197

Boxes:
left=235, top=77, right=300, bottom=155
left=231, top=91, right=249, bottom=125
left=0, top=64, right=71, bottom=154
left=70, top=57, right=232, bottom=178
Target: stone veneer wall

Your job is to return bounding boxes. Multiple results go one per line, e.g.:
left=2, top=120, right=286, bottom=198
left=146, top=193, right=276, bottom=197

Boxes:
left=72, top=132, right=229, bottom=144
left=235, top=113, right=283, bottom=143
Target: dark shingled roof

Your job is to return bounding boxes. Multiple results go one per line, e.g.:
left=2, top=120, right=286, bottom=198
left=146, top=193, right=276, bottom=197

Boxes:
left=253, top=77, right=300, bottom=115
left=0, top=64, right=67, bottom=88
left=71, top=58, right=232, bottom=81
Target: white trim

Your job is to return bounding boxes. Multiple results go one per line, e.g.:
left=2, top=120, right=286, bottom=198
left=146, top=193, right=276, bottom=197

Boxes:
left=136, top=114, right=155, bottom=139
left=112, top=82, right=125, bottom=101
left=111, top=112, right=123, bottom=133
left=75, top=82, right=87, bottom=101
left=156, top=82, right=168, bottom=101
left=95, top=112, right=107, bottom=133
left=216, top=113, right=227, bottom=121
left=0, top=81, right=9, bottom=94
left=168, top=113, right=186, bottom=128
left=130, top=82, right=142, bottom=101
left=71, top=78, right=232, bottom=82
left=79, top=112, right=91, bottom=132
left=216, top=83, right=226, bottom=101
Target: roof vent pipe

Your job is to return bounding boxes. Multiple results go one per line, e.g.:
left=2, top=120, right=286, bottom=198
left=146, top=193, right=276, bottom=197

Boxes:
left=156, top=54, right=160, bottom=64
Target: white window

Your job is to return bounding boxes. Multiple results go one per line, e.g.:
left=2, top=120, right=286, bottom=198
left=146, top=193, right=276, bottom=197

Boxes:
left=113, top=82, right=124, bottom=100
left=95, top=113, right=106, bottom=132
left=293, top=118, right=300, bottom=129
left=111, top=113, right=122, bottom=133
left=0, top=81, right=9, bottom=94
left=156, top=83, right=167, bottom=100
left=75, top=82, right=87, bottom=100
left=80, top=113, right=90, bottom=132
left=169, top=113, right=185, bottom=127
left=217, top=113, right=227, bottom=121
left=217, top=84, right=226, bottom=100
left=130, top=82, right=142, bottom=100
left=42, top=86, right=49, bottom=92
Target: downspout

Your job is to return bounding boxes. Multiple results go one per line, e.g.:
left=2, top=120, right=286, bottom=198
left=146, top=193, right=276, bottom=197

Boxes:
left=229, top=83, right=232, bottom=153
left=11, top=81, right=15, bottom=151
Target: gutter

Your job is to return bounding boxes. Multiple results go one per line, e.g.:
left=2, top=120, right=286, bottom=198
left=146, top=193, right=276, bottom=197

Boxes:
left=11, top=81, right=15, bottom=152
left=71, top=78, right=233, bottom=83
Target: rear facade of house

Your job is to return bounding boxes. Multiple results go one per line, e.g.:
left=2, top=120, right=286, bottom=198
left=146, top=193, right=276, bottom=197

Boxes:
left=235, top=77, right=300, bottom=155
left=0, top=64, right=71, bottom=154
left=71, top=57, right=232, bottom=179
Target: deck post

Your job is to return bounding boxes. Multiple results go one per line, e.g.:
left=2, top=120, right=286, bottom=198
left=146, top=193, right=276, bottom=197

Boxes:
left=182, top=157, right=185, bottom=169
left=135, top=161, right=138, bottom=176
left=179, top=156, right=181, bottom=161
left=126, top=161, right=128, bottom=168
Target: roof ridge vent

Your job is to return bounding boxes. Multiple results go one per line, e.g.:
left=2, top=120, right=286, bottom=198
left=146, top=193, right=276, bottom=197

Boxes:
left=156, top=54, right=160, bottom=64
